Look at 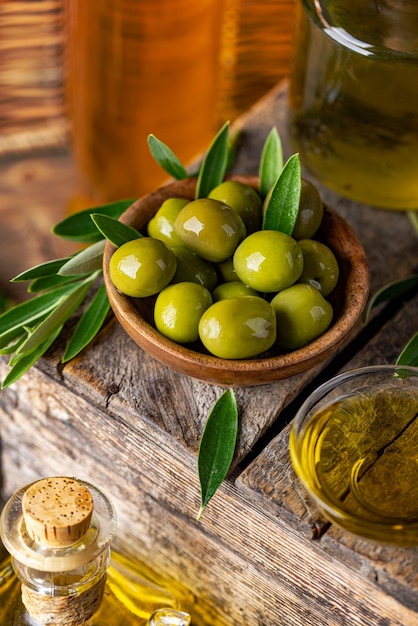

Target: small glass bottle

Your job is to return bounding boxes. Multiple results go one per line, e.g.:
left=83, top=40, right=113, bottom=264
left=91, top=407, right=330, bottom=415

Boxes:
left=0, top=476, right=191, bottom=626
left=288, top=0, right=418, bottom=210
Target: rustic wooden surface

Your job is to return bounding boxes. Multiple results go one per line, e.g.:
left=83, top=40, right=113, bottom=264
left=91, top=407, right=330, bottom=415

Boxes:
left=0, top=81, right=418, bottom=625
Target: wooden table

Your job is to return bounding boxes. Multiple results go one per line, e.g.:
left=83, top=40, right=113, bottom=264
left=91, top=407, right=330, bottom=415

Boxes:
left=1, top=82, right=417, bottom=625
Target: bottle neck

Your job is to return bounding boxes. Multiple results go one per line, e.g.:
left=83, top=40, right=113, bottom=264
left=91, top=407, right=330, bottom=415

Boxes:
left=13, top=548, right=110, bottom=625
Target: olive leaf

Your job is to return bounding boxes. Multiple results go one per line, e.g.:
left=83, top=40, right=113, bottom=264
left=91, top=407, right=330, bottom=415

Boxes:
left=90, top=214, right=142, bottom=247
left=58, top=240, right=107, bottom=276
left=14, top=273, right=99, bottom=358
left=259, top=126, right=283, bottom=199
left=0, top=334, right=26, bottom=356
left=1, top=326, right=63, bottom=389
left=0, top=282, right=84, bottom=350
left=363, top=274, right=418, bottom=322
left=62, top=283, right=111, bottom=363
left=262, top=153, right=301, bottom=235
left=396, top=331, right=418, bottom=368
left=147, top=134, right=189, bottom=180
left=11, top=256, right=75, bottom=282
left=28, top=274, right=80, bottom=294
left=52, top=199, right=135, bottom=243
left=197, top=388, right=238, bottom=520
left=195, top=121, right=230, bottom=199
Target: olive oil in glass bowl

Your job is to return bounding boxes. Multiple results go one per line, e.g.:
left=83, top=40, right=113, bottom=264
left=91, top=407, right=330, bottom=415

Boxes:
left=290, top=365, right=418, bottom=546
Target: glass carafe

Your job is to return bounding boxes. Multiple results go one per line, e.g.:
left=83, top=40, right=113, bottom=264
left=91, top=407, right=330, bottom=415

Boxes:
left=288, top=0, right=418, bottom=210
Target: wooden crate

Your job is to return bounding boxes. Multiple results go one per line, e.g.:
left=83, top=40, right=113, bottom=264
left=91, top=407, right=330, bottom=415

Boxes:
left=1, top=83, right=417, bottom=625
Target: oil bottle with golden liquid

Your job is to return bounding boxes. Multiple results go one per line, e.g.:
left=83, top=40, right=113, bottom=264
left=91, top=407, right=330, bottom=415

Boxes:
left=288, top=0, right=418, bottom=210
left=0, top=476, right=191, bottom=625
left=64, top=0, right=224, bottom=210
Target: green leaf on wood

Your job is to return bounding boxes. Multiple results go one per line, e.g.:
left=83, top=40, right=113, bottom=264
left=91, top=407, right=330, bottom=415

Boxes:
left=147, top=134, right=189, bottom=180
left=0, top=283, right=83, bottom=342
left=197, top=388, right=238, bottom=520
left=90, top=214, right=142, bottom=248
left=363, top=274, right=418, bottom=322
left=59, top=240, right=106, bottom=276
left=52, top=199, right=135, bottom=243
left=262, top=153, right=301, bottom=235
left=259, top=126, right=283, bottom=199
left=2, top=326, right=62, bottom=389
left=396, top=331, right=418, bottom=368
left=195, top=121, right=230, bottom=199
left=62, top=283, right=110, bottom=362
left=15, top=273, right=98, bottom=358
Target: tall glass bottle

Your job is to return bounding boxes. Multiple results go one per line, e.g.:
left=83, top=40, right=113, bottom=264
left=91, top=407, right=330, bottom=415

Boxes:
left=64, top=0, right=224, bottom=211
left=288, top=0, right=418, bottom=210
left=0, top=476, right=191, bottom=625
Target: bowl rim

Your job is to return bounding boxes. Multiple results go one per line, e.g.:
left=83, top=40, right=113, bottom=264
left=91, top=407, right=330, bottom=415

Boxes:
left=102, top=175, right=370, bottom=386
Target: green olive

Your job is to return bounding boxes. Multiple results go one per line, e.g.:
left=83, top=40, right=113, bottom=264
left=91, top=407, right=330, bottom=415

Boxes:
left=208, top=180, right=262, bottom=233
left=174, top=198, right=246, bottom=263
left=233, top=230, right=303, bottom=293
left=212, top=281, right=259, bottom=302
left=147, top=197, right=190, bottom=246
left=271, top=283, right=333, bottom=350
left=170, top=246, right=218, bottom=291
left=154, top=282, right=213, bottom=344
left=109, top=237, right=177, bottom=298
left=292, top=179, right=324, bottom=240
left=216, top=258, right=238, bottom=282
left=198, top=296, right=276, bottom=359
left=298, top=239, right=340, bottom=296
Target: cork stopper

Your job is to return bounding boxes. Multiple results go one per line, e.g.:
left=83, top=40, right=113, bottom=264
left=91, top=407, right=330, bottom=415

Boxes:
left=22, top=477, right=93, bottom=547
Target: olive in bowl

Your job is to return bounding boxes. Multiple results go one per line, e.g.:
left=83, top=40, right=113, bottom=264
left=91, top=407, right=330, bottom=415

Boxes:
left=102, top=175, right=369, bottom=386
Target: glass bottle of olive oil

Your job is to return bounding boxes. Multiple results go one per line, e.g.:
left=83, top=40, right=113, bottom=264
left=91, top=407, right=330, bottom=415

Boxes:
left=0, top=477, right=191, bottom=625
left=288, top=0, right=418, bottom=210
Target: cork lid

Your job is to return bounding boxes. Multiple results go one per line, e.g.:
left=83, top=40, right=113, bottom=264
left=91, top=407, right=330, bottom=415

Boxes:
left=22, top=477, right=94, bottom=547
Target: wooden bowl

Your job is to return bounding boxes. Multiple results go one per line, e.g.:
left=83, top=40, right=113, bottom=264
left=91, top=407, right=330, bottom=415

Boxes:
left=102, top=176, right=370, bottom=387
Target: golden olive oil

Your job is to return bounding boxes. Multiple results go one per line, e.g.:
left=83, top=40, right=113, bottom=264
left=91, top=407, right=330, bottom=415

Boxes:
left=289, top=0, right=418, bottom=210
left=290, top=386, right=418, bottom=545
left=64, top=0, right=223, bottom=208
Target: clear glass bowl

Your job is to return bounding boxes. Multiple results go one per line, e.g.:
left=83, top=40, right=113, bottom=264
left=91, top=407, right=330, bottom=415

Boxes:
left=290, top=364, right=418, bottom=546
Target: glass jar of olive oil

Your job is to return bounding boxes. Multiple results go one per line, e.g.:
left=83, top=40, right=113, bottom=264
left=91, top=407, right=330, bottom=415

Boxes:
left=288, top=0, right=418, bottom=210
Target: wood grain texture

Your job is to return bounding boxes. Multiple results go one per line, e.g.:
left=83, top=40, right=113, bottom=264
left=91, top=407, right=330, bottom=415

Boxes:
left=0, top=81, right=418, bottom=625
left=1, top=359, right=418, bottom=626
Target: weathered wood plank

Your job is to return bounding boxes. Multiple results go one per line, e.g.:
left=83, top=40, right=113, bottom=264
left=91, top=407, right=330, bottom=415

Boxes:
left=1, top=359, right=418, bottom=625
